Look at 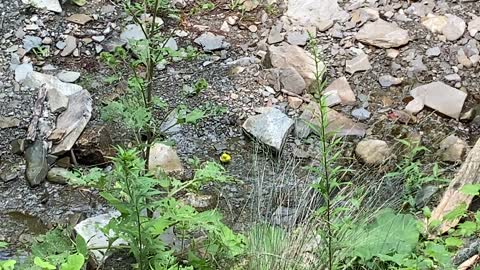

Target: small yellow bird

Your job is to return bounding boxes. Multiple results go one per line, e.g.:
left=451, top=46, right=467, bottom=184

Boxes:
left=220, top=152, right=231, bottom=164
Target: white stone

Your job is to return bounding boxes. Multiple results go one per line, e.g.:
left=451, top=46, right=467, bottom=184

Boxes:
left=468, top=17, right=480, bottom=37
left=323, top=77, right=356, bottom=106
left=22, top=0, right=62, bottom=12
left=356, top=19, right=410, bottom=48
left=410, top=81, right=467, bottom=119
left=148, top=143, right=184, bottom=175
left=286, top=0, right=348, bottom=28
left=346, top=53, right=372, bottom=74
left=355, top=139, right=391, bottom=165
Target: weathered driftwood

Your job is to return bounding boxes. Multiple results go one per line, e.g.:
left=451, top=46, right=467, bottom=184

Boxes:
left=431, top=138, right=480, bottom=234
left=26, top=86, right=47, bottom=142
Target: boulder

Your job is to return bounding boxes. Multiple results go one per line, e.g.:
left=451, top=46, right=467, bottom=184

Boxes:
left=242, top=108, right=294, bottom=151
left=74, top=125, right=115, bottom=166
left=409, top=81, right=467, bottom=119
left=323, top=77, right=356, bottom=106
left=356, top=19, right=410, bottom=48
left=148, top=143, right=184, bottom=175
left=295, top=103, right=367, bottom=139
left=286, top=0, right=348, bottom=28
left=355, top=139, right=391, bottom=165
left=265, top=44, right=324, bottom=87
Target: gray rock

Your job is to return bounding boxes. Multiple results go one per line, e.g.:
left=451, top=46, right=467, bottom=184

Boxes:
left=439, top=135, right=467, bottom=162
left=268, top=23, right=284, bottom=44
left=426, top=46, right=441, bottom=57
left=14, top=63, right=33, bottom=82
left=243, top=108, right=294, bottom=151
left=346, top=53, right=372, bottom=74
left=355, top=139, right=391, bottom=165
left=443, top=14, right=466, bottom=41
left=23, top=35, right=42, bottom=53
left=356, top=19, right=410, bottom=48
left=351, top=108, right=371, bottom=120
left=0, top=116, right=21, bottom=129
left=103, top=37, right=127, bottom=52
left=22, top=0, right=62, bottom=12
left=57, top=71, right=81, bottom=83
left=410, top=81, right=467, bottom=119
left=378, top=74, right=403, bottom=88
left=194, top=32, right=229, bottom=51
left=265, top=44, right=324, bottom=87
left=0, top=161, right=19, bottom=182
left=468, top=17, right=480, bottom=36
left=415, top=185, right=439, bottom=208
left=278, top=67, right=306, bottom=95
left=50, top=90, right=92, bottom=154
left=61, top=36, right=77, bottom=57
left=92, top=35, right=105, bottom=42
left=56, top=41, right=66, bottom=50
left=295, top=103, right=366, bottom=138
left=25, top=140, right=48, bottom=187
left=286, top=30, right=308, bottom=46
left=148, top=143, right=184, bottom=176
left=120, top=24, right=146, bottom=42
left=324, top=76, right=356, bottom=106
left=164, top=37, right=178, bottom=51
left=47, top=167, right=70, bottom=184
left=286, top=0, right=348, bottom=28
left=444, top=73, right=461, bottom=82
left=24, top=72, right=83, bottom=113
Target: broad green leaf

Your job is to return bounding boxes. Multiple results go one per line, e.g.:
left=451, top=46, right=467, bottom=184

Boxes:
left=351, top=209, right=419, bottom=261
left=75, top=234, right=88, bottom=257
left=34, top=257, right=56, bottom=269
left=460, top=184, right=480, bottom=195
left=0, top=259, right=16, bottom=270
left=445, top=237, right=463, bottom=247
left=60, top=253, right=84, bottom=270
left=443, top=203, right=467, bottom=221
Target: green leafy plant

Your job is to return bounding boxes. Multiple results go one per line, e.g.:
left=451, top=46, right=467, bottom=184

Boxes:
left=190, top=1, right=215, bottom=15
left=76, top=147, right=244, bottom=269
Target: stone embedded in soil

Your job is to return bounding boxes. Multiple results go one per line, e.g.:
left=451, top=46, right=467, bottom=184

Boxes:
left=426, top=46, right=441, bottom=57
left=50, top=89, right=92, bottom=154
left=120, top=24, right=146, bottom=42
left=61, top=35, right=77, bottom=57
left=351, top=107, right=371, bottom=121
left=445, top=73, right=461, bottom=82
left=65, top=14, right=93, bottom=25
left=409, top=81, right=467, bottom=119
left=356, top=19, right=410, bottom=48
left=355, top=139, right=391, bottom=165
left=0, top=161, right=20, bottom=182
left=194, top=32, right=229, bottom=51
left=180, top=193, right=216, bottom=212
left=47, top=167, right=70, bottom=184
left=0, top=116, right=21, bottom=129
left=57, top=71, right=81, bottom=83
left=295, top=103, right=366, bottom=138
left=25, top=140, right=48, bottom=187
left=422, top=14, right=466, bottom=41
left=103, top=37, right=127, bottom=52
left=405, top=98, right=425, bottom=115
left=164, top=37, right=178, bottom=51
left=148, top=143, right=184, bottom=175
left=14, top=63, right=33, bottom=82
left=22, top=35, right=42, bottom=53
left=323, top=76, right=356, bottom=106
left=439, top=135, right=467, bottom=162
left=23, top=72, right=83, bottom=113
left=443, top=14, right=466, bottom=41
left=378, top=74, right=403, bottom=88
left=288, top=96, right=303, bottom=109
left=268, top=23, right=284, bottom=44
left=278, top=67, right=306, bottom=95
left=286, top=0, right=348, bottom=28
left=265, top=44, right=324, bottom=87
left=22, top=0, right=62, bottom=12
left=345, top=53, right=372, bottom=74
left=286, top=30, right=308, bottom=46
left=468, top=17, right=480, bottom=37
left=242, top=107, right=294, bottom=152
left=74, top=212, right=127, bottom=263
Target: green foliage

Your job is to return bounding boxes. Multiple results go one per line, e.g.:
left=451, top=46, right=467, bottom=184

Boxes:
left=245, top=224, right=288, bottom=270
left=386, top=139, right=447, bottom=207
left=79, top=147, right=244, bottom=269
left=351, top=209, right=419, bottom=262
left=190, top=1, right=215, bottom=14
